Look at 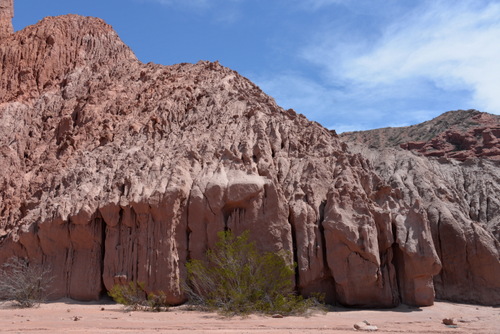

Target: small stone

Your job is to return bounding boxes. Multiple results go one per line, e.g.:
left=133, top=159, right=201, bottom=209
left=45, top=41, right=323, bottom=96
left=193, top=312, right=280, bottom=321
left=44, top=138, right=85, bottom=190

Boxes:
left=354, top=321, right=377, bottom=331
left=442, top=318, right=457, bottom=326
left=363, top=325, right=378, bottom=331
left=354, top=321, right=367, bottom=329
left=271, top=314, right=284, bottom=318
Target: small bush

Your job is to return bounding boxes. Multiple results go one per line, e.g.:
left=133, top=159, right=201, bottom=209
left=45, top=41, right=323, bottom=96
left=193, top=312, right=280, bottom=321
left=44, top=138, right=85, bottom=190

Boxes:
left=108, top=281, right=169, bottom=312
left=146, top=290, right=170, bottom=312
left=0, top=257, right=53, bottom=308
left=185, top=230, right=323, bottom=316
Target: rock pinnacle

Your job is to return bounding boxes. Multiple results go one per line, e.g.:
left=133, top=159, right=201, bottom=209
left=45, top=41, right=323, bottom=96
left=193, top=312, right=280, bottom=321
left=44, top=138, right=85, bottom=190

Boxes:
left=0, top=0, right=13, bottom=39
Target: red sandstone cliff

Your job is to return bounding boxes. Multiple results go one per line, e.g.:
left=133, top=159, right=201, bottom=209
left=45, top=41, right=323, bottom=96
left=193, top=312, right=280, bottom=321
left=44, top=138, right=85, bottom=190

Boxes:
left=0, top=12, right=498, bottom=307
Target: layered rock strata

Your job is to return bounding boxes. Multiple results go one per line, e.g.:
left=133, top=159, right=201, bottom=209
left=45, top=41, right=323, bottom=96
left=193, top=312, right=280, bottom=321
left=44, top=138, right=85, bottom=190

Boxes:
left=0, top=14, right=497, bottom=307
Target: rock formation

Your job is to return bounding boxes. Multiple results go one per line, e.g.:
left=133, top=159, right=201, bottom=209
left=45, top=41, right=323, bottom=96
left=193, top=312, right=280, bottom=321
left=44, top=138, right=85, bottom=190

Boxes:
left=0, top=0, right=13, bottom=39
left=342, top=109, right=500, bottom=161
left=0, top=11, right=498, bottom=307
left=341, top=112, right=500, bottom=305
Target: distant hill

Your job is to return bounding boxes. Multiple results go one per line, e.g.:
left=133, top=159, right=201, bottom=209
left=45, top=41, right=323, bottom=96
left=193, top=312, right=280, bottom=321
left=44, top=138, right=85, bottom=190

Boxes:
left=341, top=109, right=500, bottom=161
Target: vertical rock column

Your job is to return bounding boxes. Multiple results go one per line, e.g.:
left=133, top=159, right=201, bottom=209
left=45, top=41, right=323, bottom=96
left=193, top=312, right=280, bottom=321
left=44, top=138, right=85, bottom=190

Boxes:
left=0, top=0, right=13, bottom=39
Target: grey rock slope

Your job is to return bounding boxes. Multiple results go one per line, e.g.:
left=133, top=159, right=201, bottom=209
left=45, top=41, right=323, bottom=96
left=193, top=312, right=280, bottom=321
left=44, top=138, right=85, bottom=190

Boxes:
left=344, top=134, right=500, bottom=305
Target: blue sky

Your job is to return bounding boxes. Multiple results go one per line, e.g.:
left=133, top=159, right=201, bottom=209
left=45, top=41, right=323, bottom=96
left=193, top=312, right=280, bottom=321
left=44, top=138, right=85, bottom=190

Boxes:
left=12, top=0, right=500, bottom=133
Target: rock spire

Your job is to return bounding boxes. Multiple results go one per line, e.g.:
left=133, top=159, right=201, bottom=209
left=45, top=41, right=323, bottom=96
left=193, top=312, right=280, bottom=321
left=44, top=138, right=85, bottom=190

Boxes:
left=0, top=0, right=13, bottom=39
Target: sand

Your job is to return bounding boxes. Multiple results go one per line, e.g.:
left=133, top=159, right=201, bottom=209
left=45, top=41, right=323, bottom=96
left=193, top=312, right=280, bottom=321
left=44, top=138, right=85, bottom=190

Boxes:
left=0, top=299, right=498, bottom=333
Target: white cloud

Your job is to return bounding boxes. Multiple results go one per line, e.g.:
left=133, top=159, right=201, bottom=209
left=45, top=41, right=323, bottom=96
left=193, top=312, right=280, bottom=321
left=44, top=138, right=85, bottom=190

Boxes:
left=251, top=71, right=437, bottom=132
left=141, top=0, right=500, bottom=132
left=302, top=0, right=500, bottom=115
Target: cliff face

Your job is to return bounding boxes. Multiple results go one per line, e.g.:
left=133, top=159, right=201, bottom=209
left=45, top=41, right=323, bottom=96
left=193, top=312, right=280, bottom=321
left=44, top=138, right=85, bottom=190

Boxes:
left=341, top=111, right=500, bottom=305
left=341, top=110, right=500, bottom=241
left=0, top=14, right=498, bottom=307
left=346, top=145, right=500, bottom=305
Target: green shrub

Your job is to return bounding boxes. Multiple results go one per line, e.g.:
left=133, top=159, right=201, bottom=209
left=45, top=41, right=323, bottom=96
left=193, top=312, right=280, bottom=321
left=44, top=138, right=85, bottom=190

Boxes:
left=185, top=230, right=323, bottom=316
left=146, top=290, right=170, bottom=312
left=108, top=281, right=169, bottom=312
left=0, top=257, right=53, bottom=308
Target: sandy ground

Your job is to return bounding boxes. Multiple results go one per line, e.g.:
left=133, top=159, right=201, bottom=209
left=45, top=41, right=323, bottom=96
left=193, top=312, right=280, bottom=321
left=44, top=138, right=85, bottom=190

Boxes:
left=0, top=299, right=498, bottom=333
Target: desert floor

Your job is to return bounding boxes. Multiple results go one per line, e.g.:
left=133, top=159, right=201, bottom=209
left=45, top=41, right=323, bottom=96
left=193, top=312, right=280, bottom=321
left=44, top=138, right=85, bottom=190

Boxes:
left=0, top=299, right=498, bottom=333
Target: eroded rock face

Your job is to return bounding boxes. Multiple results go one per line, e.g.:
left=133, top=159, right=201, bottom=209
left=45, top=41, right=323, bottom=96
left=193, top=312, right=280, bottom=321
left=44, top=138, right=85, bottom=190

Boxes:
left=343, top=144, right=500, bottom=306
left=341, top=111, right=500, bottom=306
left=0, top=14, right=495, bottom=307
left=0, top=0, right=13, bottom=39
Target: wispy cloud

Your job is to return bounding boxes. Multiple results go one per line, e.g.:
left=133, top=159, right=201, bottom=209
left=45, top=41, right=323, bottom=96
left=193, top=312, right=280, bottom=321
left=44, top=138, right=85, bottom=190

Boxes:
left=302, top=0, right=500, bottom=115
left=253, top=70, right=442, bottom=132
left=139, top=0, right=500, bottom=132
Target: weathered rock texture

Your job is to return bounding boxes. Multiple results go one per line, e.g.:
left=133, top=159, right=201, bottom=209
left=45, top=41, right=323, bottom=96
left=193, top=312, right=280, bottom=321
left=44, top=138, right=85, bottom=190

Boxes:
left=0, top=13, right=497, bottom=307
left=0, top=0, right=13, bottom=39
left=342, top=112, right=500, bottom=306
left=342, top=109, right=500, bottom=161
left=342, top=110, right=500, bottom=305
